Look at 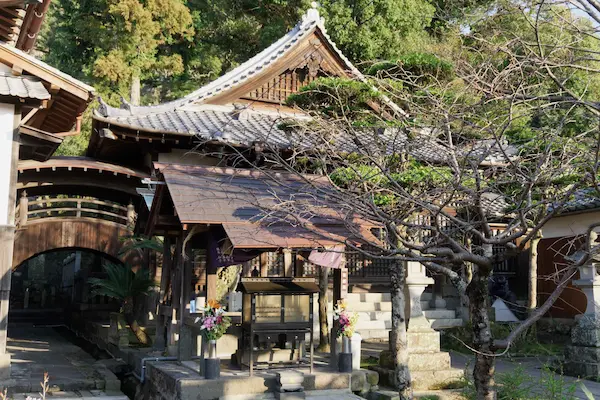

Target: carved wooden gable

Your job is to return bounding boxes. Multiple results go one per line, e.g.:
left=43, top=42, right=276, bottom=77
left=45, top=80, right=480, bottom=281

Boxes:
left=219, top=33, right=351, bottom=106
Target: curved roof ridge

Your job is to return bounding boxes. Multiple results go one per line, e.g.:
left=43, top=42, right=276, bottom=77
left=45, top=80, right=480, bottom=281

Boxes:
left=98, top=4, right=342, bottom=118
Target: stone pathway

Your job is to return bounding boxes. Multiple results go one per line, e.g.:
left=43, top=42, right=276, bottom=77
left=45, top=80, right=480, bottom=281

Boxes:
left=0, top=325, right=123, bottom=396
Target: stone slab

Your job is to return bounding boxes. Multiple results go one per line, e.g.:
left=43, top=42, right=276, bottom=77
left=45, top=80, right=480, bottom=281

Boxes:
left=370, top=366, right=463, bottom=391
left=144, top=361, right=353, bottom=400
left=378, top=350, right=451, bottom=371
left=275, top=392, right=305, bottom=400
left=407, top=331, right=440, bottom=353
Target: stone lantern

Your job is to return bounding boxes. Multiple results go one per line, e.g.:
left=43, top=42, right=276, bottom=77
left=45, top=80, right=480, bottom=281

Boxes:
left=565, top=230, right=600, bottom=378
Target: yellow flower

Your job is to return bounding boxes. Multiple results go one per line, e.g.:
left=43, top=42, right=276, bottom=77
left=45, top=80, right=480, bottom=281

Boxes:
left=207, top=299, right=221, bottom=309
left=337, top=299, right=347, bottom=310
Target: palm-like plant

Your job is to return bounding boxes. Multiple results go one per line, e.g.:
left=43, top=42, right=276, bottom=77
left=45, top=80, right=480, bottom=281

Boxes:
left=89, top=262, right=155, bottom=345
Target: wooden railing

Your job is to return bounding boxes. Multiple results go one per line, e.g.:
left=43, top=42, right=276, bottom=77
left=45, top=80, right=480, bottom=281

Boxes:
left=15, top=193, right=136, bottom=228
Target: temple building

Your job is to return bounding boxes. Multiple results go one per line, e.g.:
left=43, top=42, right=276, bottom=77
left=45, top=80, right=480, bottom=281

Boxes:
left=0, top=0, right=94, bottom=378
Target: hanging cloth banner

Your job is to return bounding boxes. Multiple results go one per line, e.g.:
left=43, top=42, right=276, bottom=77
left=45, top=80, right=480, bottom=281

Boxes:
left=308, top=245, right=345, bottom=269
left=208, top=230, right=261, bottom=267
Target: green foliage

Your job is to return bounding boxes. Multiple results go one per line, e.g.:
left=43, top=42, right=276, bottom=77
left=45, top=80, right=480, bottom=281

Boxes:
left=41, top=0, right=194, bottom=102
left=367, top=53, right=455, bottom=82
left=462, top=364, right=578, bottom=400
left=287, top=77, right=383, bottom=119
left=88, top=262, right=155, bottom=306
left=391, top=161, right=453, bottom=188
left=495, top=365, right=533, bottom=400
left=118, top=235, right=164, bottom=256
left=318, top=0, right=435, bottom=61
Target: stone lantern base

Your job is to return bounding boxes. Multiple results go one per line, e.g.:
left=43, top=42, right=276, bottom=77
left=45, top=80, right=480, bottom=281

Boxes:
left=564, top=315, right=600, bottom=379
left=369, top=262, right=464, bottom=390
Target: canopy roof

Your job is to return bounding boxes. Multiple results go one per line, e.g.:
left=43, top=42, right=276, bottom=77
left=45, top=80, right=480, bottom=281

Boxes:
left=155, top=162, right=378, bottom=249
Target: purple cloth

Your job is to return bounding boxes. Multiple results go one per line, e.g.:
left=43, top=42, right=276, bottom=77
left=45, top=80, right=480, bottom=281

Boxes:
left=308, top=245, right=345, bottom=269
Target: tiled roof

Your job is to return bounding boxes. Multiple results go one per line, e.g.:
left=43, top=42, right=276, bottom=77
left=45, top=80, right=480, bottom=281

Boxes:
left=480, top=192, right=509, bottom=216
left=0, top=73, right=49, bottom=100
left=562, top=189, right=600, bottom=213
left=95, top=105, right=450, bottom=161
left=0, top=42, right=95, bottom=95
left=460, top=139, right=519, bottom=166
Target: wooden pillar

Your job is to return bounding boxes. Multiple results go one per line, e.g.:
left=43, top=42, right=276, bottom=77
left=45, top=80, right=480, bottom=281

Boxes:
left=259, top=252, right=268, bottom=277
left=206, top=231, right=218, bottom=302
left=330, top=260, right=348, bottom=368
left=127, top=202, right=136, bottom=229
left=154, top=236, right=172, bottom=350
left=332, top=267, right=348, bottom=305
left=183, top=244, right=193, bottom=317
left=295, top=252, right=305, bottom=277
left=528, top=233, right=541, bottom=313
left=283, top=249, right=293, bottom=277
left=172, top=233, right=184, bottom=315
left=160, top=237, right=173, bottom=303
left=18, top=191, right=27, bottom=227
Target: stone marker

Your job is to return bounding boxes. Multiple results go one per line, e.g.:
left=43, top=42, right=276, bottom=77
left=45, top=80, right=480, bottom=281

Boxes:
left=275, top=371, right=305, bottom=400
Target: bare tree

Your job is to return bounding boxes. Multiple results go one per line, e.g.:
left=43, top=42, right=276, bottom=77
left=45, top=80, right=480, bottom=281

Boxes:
left=190, top=1, right=600, bottom=398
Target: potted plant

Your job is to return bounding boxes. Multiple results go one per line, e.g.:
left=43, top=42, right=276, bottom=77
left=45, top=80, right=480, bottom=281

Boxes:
left=198, top=299, right=232, bottom=379
left=333, top=299, right=358, bottom=372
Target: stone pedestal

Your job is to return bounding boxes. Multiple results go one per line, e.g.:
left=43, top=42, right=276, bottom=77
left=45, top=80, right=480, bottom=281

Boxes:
left=276, top=371, right=305, bottom=400
left=564, top=262, right=600, bottom=379
left=371, top=261, right=463, bottom=390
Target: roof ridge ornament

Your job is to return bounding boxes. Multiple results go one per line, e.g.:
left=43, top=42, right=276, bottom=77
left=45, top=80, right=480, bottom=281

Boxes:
left=302, top=2, right=325, bottom=31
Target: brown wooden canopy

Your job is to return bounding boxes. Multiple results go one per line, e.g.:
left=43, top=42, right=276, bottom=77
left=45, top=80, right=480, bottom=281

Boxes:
left=150, top=162, right=379, bottom=250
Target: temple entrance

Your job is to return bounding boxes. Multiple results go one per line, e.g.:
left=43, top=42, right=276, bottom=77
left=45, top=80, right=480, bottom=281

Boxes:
left=10, top=249, right=120, bottom=325
left=4, top=250, right=125, bottom=395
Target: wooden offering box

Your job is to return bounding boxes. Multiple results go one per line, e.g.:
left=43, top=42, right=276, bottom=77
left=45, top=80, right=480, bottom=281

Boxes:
left=238, top=277, right=318, bottom=375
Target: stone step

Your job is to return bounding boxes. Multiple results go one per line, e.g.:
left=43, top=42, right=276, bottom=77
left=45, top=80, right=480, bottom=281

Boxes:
left=353, top=329, right=390, bottom=340
left=346, top=292, right=436, bottom=304
left=430, top=318, right=464, bottom=329
left=371, top=366, right=464, bottom=391
left=345, top=301, right=393, bottom=312
left=423, top=309, right=456, bottom=319
left=356, top=311, right=389, bottom=322
left=345, top=293, right=391, bottom=303
left=354, top=319, right=390, bottom=331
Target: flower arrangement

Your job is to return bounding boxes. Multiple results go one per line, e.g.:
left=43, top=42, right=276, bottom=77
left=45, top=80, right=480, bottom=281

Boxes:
left=198, top=299, right=232, bottom=341
left=333, top=299, right=359, bottom=338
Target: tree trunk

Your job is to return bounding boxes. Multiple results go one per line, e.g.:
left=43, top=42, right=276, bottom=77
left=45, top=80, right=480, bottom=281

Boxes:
left=467, top=273, right=495, bottom=400
left=458, top=262, right=472, bottom=320
left=317, top=266, right=330, bottom=352
left=124, top=297, right=151, bottom=345
left=390, top=262, right=412, bottom=400
left=130, top=75, right=141, bottom=106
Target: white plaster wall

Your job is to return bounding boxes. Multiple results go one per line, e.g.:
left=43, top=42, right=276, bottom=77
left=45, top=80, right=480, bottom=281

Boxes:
left=0, top=103, right=15, bottom=226
left=542, top=211, right=600, bottom=239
